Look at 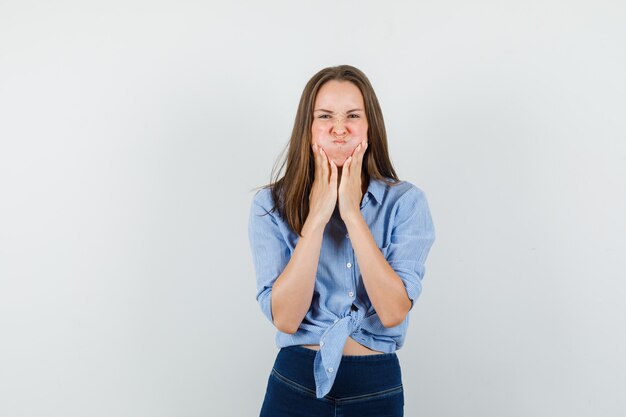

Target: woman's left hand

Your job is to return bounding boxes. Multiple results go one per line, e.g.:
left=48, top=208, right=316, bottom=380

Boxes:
left=338, top=139, right=368, bottom=223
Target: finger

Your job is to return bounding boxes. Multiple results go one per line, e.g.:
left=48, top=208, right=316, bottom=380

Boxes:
left=348, top=140, right=364, bottom=174
left=356, top=139, right=368, bottom=169
left=311, top=143, right=319, bottom=180
left=329, top=158, right=337, bottom=188
left=350, top=142, right=362, bottom=161
left=320, top=146, right=330, bottom=181
left=313, top=143, right=324, bottom=182
left=344, top=155, right=352, bottom=174
left=346, top=143, right=360, bottom=176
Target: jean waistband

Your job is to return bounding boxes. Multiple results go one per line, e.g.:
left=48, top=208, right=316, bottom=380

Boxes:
left=272, top=345, right=402, bottom=398
left=286, top=344, right=398, bottom=362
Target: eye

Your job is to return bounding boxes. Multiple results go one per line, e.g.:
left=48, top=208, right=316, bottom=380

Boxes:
left=348, top=114, right=360, bottom=119
left=317, top=114, right=331, bottom=119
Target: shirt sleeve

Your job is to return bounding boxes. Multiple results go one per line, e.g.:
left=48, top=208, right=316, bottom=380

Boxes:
left=385, top=187, right=436, bottom=312
left=247, top=189, right=291, bottom=324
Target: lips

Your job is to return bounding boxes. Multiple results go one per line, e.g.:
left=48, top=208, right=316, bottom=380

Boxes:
left=333, top=140, right=346, bottom=145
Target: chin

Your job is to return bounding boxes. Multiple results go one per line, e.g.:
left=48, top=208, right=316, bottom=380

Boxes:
left=328, top=154, right=347, bottom=166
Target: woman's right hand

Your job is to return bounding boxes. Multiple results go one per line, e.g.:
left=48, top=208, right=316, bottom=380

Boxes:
left=307, top=142, right=338, bottom=228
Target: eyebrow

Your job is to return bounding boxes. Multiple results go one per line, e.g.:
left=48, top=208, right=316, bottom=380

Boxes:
left=313, top=108, right=364, bottom=113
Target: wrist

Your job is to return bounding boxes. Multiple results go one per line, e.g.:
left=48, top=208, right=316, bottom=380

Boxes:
left=342, top=211, right=364, bottom=228
left=302, top=216, right=326, bottom=237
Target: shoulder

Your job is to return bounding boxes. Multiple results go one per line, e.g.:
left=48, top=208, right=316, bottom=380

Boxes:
left=379, top=178, right=428, bottom=206
left=382, top=180, right=434, bottom=234
left=251, top=186, right=273, bottom=207
left=250, top=186, right=281, bottom=219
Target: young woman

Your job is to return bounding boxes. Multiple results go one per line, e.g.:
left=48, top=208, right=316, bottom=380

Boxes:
left=248, top=65, right=436, bottom=417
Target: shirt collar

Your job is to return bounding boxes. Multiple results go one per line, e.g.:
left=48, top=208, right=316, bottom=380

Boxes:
left=365, top=177, right=386, bottom=205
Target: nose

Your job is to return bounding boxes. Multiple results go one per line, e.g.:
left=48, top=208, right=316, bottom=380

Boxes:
left=332, top=117, right=347, bottom=137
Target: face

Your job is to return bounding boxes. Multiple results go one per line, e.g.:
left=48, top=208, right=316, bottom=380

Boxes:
left=311, top=80, right=368, bottom=167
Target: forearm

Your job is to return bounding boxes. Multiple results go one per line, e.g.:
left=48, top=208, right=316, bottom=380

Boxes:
left=344, top=214, right=411, bottom=328
left=271, top=218, right=325, bottom=334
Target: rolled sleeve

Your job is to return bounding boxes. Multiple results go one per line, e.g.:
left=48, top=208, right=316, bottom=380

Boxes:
left=247, top=189, right=290, bottom=324
left=386, top=187, right=436, bottom=311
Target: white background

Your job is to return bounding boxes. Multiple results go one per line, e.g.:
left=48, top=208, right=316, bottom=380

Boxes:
left=1, top=1, right=625, bottom=416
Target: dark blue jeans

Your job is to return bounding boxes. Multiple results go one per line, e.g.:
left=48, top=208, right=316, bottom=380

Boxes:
left=260, top=345, right=404, bottom=417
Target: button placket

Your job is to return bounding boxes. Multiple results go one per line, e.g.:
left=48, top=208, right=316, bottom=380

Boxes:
left=346, top=250, right=355, bottom=305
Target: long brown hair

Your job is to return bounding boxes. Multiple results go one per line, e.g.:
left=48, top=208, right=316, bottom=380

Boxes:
left=253, top=64, right=401, bottom=237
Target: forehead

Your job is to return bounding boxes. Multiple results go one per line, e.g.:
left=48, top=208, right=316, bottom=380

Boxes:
left=314, top=80, right=364, bottom=108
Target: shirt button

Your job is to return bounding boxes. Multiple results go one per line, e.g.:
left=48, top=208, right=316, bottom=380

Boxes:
left=346, top=262, right=352, bottom=268
left=348, top=291, right=354, bottom=297
left=333, top=319, right=338, bottom=323
left=345, top=233, right=349, bottom=238
left=320, top=340, right=324, bottom=347
left=328, top=367, right=334, bottom=373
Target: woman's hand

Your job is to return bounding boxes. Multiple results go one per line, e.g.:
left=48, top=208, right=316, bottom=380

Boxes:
left=338, top=139, right=368, bottom=223
left=307, top=142, right=338, bottom=228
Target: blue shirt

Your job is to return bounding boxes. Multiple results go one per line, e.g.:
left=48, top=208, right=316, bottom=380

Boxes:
left=247, top=177, right=436, bottom=398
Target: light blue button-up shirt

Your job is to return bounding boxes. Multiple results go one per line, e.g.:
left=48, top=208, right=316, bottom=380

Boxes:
left=248, top=177, right=436, bottom=398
